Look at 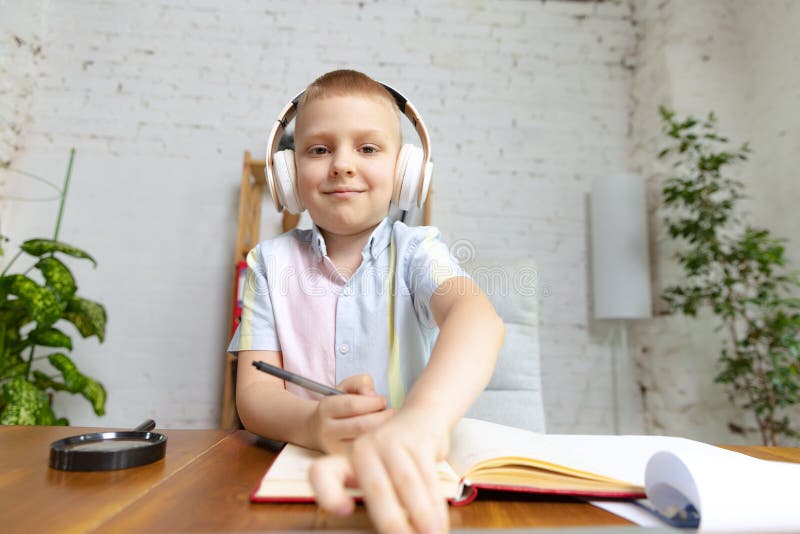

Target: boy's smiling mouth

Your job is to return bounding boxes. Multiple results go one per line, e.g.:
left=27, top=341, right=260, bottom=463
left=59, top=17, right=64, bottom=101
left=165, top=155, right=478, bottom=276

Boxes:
left=324, top=188, right=366, bottom=199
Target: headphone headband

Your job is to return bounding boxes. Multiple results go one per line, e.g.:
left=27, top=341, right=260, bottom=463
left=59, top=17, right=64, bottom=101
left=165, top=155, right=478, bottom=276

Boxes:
left=265, top=83, right=432, bottom=212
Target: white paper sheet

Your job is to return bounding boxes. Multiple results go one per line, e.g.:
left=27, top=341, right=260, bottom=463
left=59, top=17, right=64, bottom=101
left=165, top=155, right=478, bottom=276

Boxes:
left=589, top=500, right=670, bottom=528
left=645, top=448, right=800, bottom=532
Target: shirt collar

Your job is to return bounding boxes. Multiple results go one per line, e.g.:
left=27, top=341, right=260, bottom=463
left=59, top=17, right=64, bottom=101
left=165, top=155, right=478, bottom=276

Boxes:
left=310, top=217, right=393, bottom=263
left=366, top=217, right=392, bottom=260
left=310, top=224, right=328, bottom=263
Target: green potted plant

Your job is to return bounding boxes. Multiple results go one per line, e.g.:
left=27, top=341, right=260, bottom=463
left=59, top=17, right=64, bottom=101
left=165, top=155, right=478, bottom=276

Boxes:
left=0, top=149, right=108, bottom=425
left=658, top=108, right=800, bottom=445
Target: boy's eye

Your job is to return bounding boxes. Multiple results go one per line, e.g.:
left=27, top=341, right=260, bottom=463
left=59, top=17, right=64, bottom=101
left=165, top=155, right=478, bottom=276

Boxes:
left=308, top=146, right=329, bottom=155
left=360, top=145, right=379, bottom=154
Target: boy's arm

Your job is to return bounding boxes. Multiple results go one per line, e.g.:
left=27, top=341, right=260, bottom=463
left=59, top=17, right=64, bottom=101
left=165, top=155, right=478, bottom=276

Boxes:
left=311, top=276, right=504, bottom=533
left=402, top=276, right=504, bottom=428
left=236, top=350, right=393, bottom=451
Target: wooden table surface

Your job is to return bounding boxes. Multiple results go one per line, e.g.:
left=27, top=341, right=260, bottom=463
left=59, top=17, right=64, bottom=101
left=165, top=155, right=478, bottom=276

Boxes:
left=1, top=425, right=798, bottom=533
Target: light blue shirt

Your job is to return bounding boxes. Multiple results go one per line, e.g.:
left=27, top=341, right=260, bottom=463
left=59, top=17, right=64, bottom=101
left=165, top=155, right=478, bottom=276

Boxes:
left=228, top=217, right=467, bottom=407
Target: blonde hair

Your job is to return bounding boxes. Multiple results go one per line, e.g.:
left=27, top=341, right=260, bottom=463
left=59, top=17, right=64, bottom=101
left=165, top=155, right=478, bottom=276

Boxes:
left=299, top=69, right=395, bottom=108
left=296, top=70, right=402, bottom=138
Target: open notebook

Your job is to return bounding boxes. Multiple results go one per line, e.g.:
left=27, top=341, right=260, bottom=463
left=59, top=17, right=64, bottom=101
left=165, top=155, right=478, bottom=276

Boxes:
left=251, top=418, right=652, bottom=504
left=251, top=418, right=800, bottom=532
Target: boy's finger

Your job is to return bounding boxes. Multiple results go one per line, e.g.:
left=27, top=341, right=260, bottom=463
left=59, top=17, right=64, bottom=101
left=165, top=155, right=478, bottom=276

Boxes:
left=337, top=374, right=377, bottom=395
left=324, top=393, right=387, bottom=418
left=382, top=444, right=446, bottom=534
left=351, top=441, right=414, bottom=534
left=410, top=445, right=450, bottom=532
left=327, top=408, right=396, bottom=440
left=309, top=455, right=356, bottom=516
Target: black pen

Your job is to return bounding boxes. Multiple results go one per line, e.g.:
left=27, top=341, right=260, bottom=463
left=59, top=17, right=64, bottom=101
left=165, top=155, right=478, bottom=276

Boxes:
left=251, top=360, right=345, bottom=396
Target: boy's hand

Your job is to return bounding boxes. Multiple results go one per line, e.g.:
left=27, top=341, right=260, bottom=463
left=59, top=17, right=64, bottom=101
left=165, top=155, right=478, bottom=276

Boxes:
left=312, top=374, right=395, bottom=453
left=309, top=408, right=450, bottom=534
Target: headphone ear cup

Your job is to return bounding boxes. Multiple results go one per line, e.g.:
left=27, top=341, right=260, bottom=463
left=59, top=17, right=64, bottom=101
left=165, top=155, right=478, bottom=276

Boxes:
left=419, top=160, right=433, bottom=208
left=273, top=149, right=303, bottom=214
left=394, top=144, right=425, bottom=211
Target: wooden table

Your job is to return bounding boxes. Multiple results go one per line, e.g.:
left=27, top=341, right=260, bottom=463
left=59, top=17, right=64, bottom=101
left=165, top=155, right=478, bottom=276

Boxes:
left=1, top=425, right=798, bottom=533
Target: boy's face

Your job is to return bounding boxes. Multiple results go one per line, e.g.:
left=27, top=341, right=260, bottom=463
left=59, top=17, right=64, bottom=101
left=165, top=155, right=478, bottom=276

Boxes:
left=294, top=94, right=401, bottom=240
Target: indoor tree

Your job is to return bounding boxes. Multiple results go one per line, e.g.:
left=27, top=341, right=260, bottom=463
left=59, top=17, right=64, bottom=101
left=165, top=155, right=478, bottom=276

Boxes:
left=658, top=107, right=800, bottom=446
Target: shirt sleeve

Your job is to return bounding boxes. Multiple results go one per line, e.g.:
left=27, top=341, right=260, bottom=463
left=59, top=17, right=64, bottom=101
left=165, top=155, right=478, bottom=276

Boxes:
left=227, top=243, right=281, bottom=354
left=404, top=226, right=469, bottom=329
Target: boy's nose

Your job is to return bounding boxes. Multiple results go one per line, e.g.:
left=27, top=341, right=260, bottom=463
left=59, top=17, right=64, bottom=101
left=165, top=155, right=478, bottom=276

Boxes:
left=330, top=160, right=355, bottom=178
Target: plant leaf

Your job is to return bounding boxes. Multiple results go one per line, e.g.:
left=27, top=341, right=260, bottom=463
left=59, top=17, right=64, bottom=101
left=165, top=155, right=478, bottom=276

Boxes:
left=0, top=376, right=64, bottom=425
left=21, top=239, right=97, bottom=267
left=35, top=257, right=78, bottom=300
left=48, top=353, right=106, bottom=415
left=0, top=274, right=63, bottom=328
left=0, top=353, right=26, bottom=381
left=64, top=297, right=107, bottom=342
left=0, top=299, right=31, bottom=331
left=0, top=316, right=29, bottom=377
left=29, top=327, right=73, bottom=350
left=31, top=370, right=68, bottom=392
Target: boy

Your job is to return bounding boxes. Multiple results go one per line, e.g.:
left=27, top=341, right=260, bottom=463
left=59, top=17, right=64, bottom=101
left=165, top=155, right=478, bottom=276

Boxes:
left=229, top=70, right=504, bottom=533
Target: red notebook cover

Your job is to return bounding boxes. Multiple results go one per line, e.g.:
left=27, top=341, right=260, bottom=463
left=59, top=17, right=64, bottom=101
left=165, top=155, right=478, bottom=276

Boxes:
left=250, top=479, right=644, bottom=506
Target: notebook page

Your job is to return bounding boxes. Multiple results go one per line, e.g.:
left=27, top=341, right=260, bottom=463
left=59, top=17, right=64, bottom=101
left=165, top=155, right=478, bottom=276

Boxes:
left=256, top=443, right=461, bottom=499
left=447, top=418, right=722, bottom=485
left=254, top=443, right=320, bottom=497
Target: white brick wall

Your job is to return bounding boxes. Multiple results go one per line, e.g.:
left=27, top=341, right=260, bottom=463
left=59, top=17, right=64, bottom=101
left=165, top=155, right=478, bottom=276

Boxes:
left=0, top=0, right=42, bottom=166
left=4, top=0, right=795, bottom=440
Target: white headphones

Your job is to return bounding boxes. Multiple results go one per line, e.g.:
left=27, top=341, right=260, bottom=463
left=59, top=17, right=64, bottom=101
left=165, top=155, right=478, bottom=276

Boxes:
left=265, top=83, right=433, bottom=215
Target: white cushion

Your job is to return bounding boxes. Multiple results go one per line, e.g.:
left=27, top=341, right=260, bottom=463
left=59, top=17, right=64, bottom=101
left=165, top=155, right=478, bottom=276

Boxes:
left=461, top=257, right=546, bottom=432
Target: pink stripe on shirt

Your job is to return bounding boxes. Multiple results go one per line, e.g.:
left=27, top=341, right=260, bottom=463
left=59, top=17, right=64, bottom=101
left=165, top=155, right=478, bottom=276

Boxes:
left=267, top=236, right=342, bottom=400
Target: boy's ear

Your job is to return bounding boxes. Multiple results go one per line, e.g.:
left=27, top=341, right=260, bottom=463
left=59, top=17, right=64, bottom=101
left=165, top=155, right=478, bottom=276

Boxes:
left=272, top=149, right=304, bottom=215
